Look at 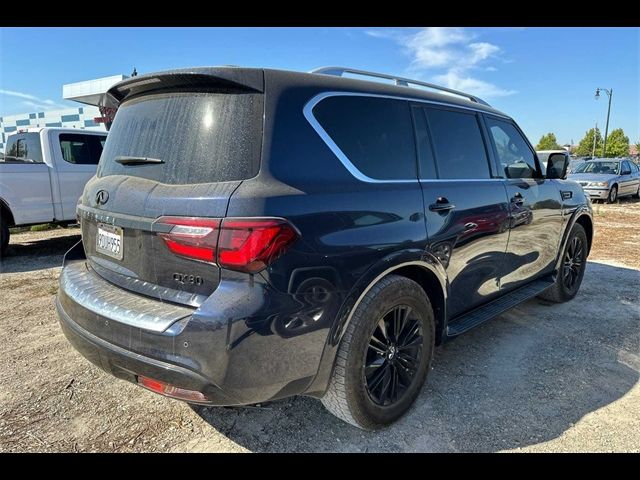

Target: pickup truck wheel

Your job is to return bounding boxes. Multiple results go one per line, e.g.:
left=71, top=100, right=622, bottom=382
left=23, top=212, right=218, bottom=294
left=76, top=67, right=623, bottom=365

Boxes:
left=321, top=275, right=434, bottom=430
left=538, top=223, right=587, bottom=303
left=607, top=185, right=618, bottom=204
left=0, top=216, right=9, bottom=257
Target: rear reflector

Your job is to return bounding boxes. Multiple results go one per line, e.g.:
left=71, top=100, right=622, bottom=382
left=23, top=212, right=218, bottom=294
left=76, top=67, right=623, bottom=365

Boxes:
left=157, top=216, right=299, bottom=273
left=138, top=375, right=208, bottom=402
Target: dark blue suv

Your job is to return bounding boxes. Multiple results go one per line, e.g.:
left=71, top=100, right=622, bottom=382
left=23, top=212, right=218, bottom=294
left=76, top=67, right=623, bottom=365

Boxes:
left=56, top=66, right=593, bottom=429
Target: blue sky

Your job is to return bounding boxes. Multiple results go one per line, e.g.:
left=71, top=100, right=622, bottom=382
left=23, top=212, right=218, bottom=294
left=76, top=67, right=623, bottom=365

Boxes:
left=1, top=27, right=638, bottom=145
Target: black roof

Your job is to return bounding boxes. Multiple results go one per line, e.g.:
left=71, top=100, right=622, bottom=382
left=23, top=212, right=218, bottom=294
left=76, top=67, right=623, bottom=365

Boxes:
left=106, top=66, right=511, bottom=119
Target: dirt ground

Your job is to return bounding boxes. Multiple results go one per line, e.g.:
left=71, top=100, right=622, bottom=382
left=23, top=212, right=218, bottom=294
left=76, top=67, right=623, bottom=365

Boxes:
left=1, top=199, right=638, bottom=452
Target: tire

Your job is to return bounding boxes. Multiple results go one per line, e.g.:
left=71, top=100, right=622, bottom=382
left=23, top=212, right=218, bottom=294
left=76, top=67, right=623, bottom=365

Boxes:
left=321, top=275, right=435, bottom=430
left=607, top=185, right=618, bottom=204
left=538, top=223, right=588, bottom=303
left=633, top=184, right=640, bottom=199
left=0, top=215, right=9, bottom=258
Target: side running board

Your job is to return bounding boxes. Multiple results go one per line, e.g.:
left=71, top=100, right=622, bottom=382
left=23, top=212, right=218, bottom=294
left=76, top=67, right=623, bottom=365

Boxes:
left=446, top=277, right=555, bottom=337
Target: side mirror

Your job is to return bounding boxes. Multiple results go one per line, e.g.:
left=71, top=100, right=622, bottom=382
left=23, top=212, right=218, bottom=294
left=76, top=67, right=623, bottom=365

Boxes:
left=546, top=153, right=569, bottom=179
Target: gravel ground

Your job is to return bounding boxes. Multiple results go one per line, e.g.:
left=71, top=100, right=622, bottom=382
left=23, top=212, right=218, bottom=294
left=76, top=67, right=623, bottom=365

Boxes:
left=0, top=199, right=638, bottom=452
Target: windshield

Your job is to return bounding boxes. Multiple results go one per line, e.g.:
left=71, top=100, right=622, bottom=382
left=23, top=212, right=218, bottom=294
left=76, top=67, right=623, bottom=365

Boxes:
left=574, top=161, right=620, bottom=175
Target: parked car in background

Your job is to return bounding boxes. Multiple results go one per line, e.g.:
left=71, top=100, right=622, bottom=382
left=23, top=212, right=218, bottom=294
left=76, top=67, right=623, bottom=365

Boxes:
left=536, top=150, right=570, bottom=175
left=56, top=66, right=593, bottom=430
left=0, top=128, right=107, bottom=256
left=568, top=158, right=640, bottom=203
left=568, top=158, right=586, bottom=174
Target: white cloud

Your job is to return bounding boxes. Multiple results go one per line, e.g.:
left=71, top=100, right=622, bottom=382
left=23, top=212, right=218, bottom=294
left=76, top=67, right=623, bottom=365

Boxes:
left=0, top=88, right=68, bottom=110
left=0, top=89, right=41, bottom=101
left=367, top=27, right=515, bottom=99
left=407, top=27, right=471, bottom=69
left=468, top=42, right=501, bottom=64
left=434, top=72, right=516, bottom=98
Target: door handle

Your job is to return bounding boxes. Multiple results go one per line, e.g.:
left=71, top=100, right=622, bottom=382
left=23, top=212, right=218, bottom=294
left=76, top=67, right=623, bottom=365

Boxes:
left=429, top=197, right=455, bottom=212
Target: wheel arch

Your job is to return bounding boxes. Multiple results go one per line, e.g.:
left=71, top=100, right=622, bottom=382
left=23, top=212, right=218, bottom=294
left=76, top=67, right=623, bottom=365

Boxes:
left=575, top=214, right=593, bottom=255
left=304, top=252, right=449, bottom=397
left=0, top=197, right=15, bottom=227
left=555, top=207, right=593, bottom=272
left=390, top=264, right=447, bottom=346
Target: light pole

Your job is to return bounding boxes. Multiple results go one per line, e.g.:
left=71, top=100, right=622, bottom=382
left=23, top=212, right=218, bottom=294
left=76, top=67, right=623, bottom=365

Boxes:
left=595, top=88, right=612, bottom=157
left=591, top=121, right=598, bottom=159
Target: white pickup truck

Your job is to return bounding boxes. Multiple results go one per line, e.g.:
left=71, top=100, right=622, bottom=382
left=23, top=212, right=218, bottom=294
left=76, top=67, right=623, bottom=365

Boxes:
left=0, top=128, right=107, bottom=256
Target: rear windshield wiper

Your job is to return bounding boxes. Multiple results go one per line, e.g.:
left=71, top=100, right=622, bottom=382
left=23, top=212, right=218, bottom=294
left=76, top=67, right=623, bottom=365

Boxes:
left=115, top=156, right=165, bottom=166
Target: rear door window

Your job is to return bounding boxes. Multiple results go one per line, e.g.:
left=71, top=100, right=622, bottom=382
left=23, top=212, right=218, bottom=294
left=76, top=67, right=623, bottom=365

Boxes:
left=97, top=92, right=264, bottom=185
left=312, top=95, right=417, bottom=180
left=411, top=106, right=437, bottom=179
left=423, top=107, right=491, bottom=179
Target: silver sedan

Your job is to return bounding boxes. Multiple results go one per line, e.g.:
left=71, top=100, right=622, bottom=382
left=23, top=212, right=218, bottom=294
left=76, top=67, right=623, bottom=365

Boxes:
left=568, top=158, right=640, bottom=203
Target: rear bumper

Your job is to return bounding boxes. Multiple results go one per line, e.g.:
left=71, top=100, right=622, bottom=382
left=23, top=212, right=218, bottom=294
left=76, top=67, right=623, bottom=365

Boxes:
left=56, top=297, right=236, bottom=405
left=56, top=248, right=343, bottom=405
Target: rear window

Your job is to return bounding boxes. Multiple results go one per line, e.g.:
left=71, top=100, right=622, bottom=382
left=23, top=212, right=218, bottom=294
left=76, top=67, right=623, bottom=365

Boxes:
left=59, top=134, right=105, bottom=165
left=3, top=133, right=43, bottom=163
left=312, top=96, right=417, bottom=180
left=97, top=92, right=263, bottom=184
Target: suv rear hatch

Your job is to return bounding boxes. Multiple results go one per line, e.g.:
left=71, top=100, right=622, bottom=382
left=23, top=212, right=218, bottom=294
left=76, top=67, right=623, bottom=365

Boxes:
left=79, top=69, right=265, bottom=306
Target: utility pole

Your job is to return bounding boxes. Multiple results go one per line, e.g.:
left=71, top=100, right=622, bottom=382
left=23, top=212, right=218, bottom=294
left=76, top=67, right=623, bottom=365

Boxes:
left=591, top=121, right=598, bottom=159
left=595, top=88, right=613, bottom=157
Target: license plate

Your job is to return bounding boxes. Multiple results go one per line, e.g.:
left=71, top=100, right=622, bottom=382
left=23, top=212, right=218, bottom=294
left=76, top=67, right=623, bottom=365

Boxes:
left=96, top=223, right=123, bottom=260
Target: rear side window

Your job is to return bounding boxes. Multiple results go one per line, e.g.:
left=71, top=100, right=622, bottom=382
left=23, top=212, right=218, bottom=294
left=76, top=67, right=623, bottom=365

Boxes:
left=424, top=107, right=491, bottom=179
left=485, top=117, right=539, bottom=179
left=4, top=133, right=43, bottom=163
left=312, top=96, right=417, bottom=180
left=59, top=134, right=105, bottom=165
left=622, top=161, right=633, bottom=174
left=98, top=92, right=263, bottom=185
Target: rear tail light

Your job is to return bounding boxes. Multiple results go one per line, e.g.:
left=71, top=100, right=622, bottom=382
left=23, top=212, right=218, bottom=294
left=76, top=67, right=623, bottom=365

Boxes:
left=156, top=216, right=299, bottom=273
left=138, top=376, right=208, bottom=402
left=158, top=217, right=221, bottom=263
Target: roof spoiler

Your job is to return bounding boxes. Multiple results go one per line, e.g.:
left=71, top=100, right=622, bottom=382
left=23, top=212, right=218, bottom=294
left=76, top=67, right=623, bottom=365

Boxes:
left=105, top=67, right=264, bottom=106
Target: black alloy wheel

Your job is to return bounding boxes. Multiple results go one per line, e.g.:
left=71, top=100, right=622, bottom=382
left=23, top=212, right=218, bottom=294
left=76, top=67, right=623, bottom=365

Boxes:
left=364, top=305, right=423, bottom=406
left=562, top=235, right=585, bottom=292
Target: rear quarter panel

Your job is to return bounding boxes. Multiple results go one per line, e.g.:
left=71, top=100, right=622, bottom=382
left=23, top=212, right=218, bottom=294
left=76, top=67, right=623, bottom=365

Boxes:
left=225, top=77, right=429, bottom=396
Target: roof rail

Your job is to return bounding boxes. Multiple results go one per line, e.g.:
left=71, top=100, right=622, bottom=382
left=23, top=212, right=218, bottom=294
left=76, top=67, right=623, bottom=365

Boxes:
left=310, top=66, right=490, bottom=106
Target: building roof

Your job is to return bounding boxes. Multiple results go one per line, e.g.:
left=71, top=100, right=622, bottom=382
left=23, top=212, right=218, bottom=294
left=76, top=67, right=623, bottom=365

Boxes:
left=63, top=75, right=128, bottom=107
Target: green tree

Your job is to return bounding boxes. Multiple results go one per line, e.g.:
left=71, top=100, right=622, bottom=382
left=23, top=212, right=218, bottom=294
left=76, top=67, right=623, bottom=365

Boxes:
left=575, top=127, right=603, bottom=157
left=603, top=128, right=629, bottom=158
left=536, top=133, right=561, bottom=150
